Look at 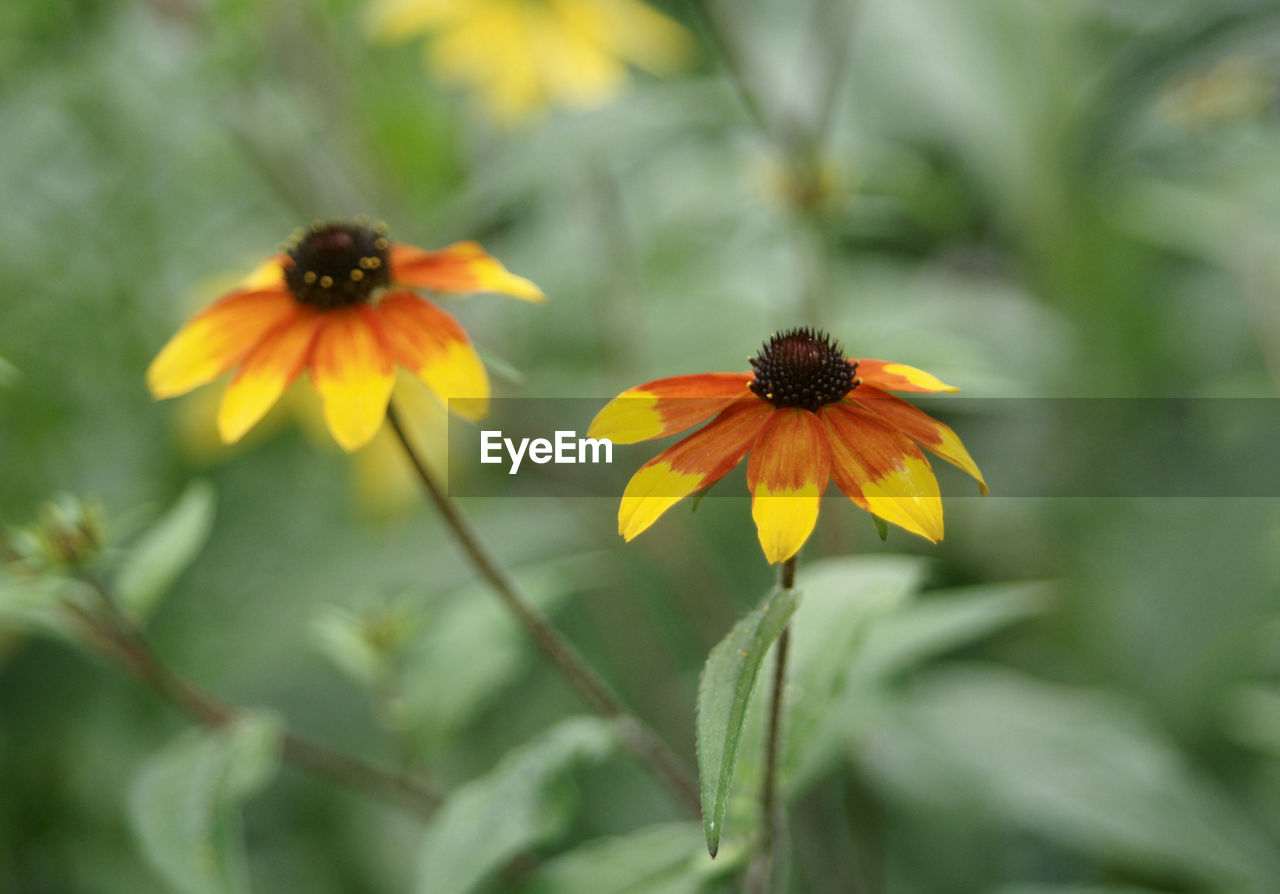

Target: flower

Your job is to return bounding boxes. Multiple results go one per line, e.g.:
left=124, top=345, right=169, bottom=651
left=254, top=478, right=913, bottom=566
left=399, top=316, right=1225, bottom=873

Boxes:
left=147, top=220, right=542, bottom=451
left=172, top=371, right=448, bottom=517
left=367, top=0, right=692, bottom=123
left=589, top=328, right=987, bottom=564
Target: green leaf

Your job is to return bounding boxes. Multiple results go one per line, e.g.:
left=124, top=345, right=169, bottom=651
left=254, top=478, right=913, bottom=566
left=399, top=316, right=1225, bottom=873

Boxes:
left=689, top=481, right=718, bottom=514
left=867, top=667, right=1280, bottom=891
left=696, top=582, right=802, bottom=858
left=0, top=574, right=82, bottom=640
left=310, top=606, right=391, bottom=690
left=849, top=581, right=1052, bottom=685
left=0, top=355, right=17, bottom=388
left=128, top=712, right=282, bottom=894
left=515, top=822, right=716, bottom=894
left=872, top=514, right=889, bottom=541
left=413, top=716, right=617, bottom=894
left=991, top=886, right=1164, bottom=894
left=780, top=556, right=928, bottom=791
left=116, top=481, right=216, bottom=623
left=1222, top=683, right=1280, bottom=758
left=396, top=555, right=597, bottom=751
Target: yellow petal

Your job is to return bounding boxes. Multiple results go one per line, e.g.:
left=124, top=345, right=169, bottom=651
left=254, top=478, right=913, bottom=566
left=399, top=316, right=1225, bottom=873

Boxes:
left=616, top=399, right=771, bottom=539
left=588, top=373, right=755, bottom=444
left=377, top=291, right=490, bottom=420
left=619, top=463, right=707, bottom=541
left=147, top=290, right=298, bottom=399
left=858, top=454, right=944, bottom=543
left=310, top=307, right=396, bottom=451
left=217, top=310, right=320, bottom=444
left=391, top=241, right=544, bottom=302
left=853, top=387, right=987, bottom=494
left=746, top=409, right=830, bottom=564
left=366, top=0, right=461, bottom=40
left=855, top=359, right=959, bottom=393
left=822, top=404, right=944, bottom=542
left=569, top=0, right=693, bottom=74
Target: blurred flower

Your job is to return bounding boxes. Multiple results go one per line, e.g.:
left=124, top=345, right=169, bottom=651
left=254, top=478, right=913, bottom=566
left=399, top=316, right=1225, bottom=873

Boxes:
left=173, top=371, right=447, bottom=517
left=148, top=220, right=542, bottom=452
left=367, top=0, right=693, bottom=122
left=2, top=495, right=105, bottom=574
left=590, top=328, right=986, bottom=564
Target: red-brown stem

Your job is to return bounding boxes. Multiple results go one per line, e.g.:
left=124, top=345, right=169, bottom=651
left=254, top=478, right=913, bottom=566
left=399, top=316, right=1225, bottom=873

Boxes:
left=386, top=403, right=701, bottom=817
left=69, top=581, right=441, bottom=817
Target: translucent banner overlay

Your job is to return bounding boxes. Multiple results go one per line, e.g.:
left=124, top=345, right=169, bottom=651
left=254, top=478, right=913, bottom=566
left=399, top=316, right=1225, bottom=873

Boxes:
left=442, top=398, right=1280, bottom=498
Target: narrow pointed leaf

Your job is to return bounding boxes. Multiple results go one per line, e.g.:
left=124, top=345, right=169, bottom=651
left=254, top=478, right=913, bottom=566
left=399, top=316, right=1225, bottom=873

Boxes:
left=872, top=515, right=889, bottom=541
left=117, top=480, right=216, bottom=622
left=696, top=584, right=801, bottom=857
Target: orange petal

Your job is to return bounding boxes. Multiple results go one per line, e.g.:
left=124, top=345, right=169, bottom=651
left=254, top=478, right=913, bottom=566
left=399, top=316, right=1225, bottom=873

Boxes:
left=376, top=291, right=490, bottom=420
left=589, top=373, right=756, bottom=444
left=618, top=400, right=772, bottom=541
left=746, top=409, right=831, bottom=564
left=217, top=308, right=322, bottom=444
left=309, top=306, right=396, bottom=451
left=388, top=241, right=544, bottom=302
left=820, top=403, right=944, bottom=542
left=854, top=359, right=958, bottom=393
left=147, top=289, right=299, bottom=399
left=852, top=386, right=987, bottom=494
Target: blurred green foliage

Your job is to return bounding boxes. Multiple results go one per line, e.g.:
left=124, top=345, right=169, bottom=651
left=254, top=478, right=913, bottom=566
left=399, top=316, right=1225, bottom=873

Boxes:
left=3, top=0, right=1280, bottom=892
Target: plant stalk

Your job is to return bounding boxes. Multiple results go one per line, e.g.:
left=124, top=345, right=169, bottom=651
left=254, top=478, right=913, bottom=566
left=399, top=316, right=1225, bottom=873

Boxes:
left=69, top=578, right=442, bottom=817
left=747, top=555, right=797, bottom=892
left=386, top=403, right=701, bottom=817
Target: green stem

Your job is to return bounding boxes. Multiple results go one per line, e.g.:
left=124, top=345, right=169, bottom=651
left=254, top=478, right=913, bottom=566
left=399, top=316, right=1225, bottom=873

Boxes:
left=69, top=578, right=442, bottom=817
left=747, top=555, right=797, bottom=893
left=386, top=403, right=702, bottom=817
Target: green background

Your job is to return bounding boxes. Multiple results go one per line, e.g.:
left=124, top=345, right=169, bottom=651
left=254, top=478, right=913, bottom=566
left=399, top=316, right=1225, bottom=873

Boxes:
left=3, top=0, right=1280, bottom=892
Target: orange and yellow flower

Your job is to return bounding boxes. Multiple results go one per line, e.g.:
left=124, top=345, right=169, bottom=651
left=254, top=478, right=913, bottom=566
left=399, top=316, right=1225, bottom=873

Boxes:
left=589, top=329, right=986, bottom=564
left=367, top=0, right=692, bottom=123
left=147, top=220, right=542, bottom=451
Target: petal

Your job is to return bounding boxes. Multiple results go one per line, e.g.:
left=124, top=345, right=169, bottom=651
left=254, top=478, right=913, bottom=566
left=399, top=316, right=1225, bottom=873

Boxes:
left=852, top=386, right=987, bottom=494
left=389, top=241, right=545, bottom=302
left=571, top=0, right=693, bottom=74
left=217, top=308, right=322, bottom=444
left=746, top=409, right=831, bottom=564
left=147, top=289, right=299, bottom=399
left=854, top=359, right=958, bottom=393
left=376, top=291, right=490, bottom=420
left=238, top=256, right=288, bottom=291
left=820, top=403, right=944, bottom=542
left=618, top=400, right=772, bottom=541
left=366, top=0, right=462, bottom=41
left=589, top=373, right=756, bottom=444
left=309, top=306, right=396, bottom=451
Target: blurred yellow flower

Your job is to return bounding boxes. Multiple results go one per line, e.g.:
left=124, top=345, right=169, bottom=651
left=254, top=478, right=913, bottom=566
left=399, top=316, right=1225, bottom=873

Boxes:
left=175, top=371, right=449, bottom=518
left=368, top=0, right=693, bottom=122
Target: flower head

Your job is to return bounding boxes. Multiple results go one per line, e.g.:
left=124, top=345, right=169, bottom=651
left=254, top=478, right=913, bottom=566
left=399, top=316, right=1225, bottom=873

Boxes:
left=368, top=0, right=692, bottom=123
left=147, top=220, right=542, bottom=451
left=589, top=328, right=987, bottom=564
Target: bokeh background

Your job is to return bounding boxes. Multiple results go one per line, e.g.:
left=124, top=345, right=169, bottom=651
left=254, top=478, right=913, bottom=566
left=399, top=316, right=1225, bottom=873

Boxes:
left=3, top=0, right=1280, bottom=892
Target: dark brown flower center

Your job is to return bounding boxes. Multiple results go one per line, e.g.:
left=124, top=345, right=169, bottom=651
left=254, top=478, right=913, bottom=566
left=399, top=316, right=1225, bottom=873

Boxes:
left=283, top=221, right=391, bottom=309
left=749, top=328, right=858, bottom=411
